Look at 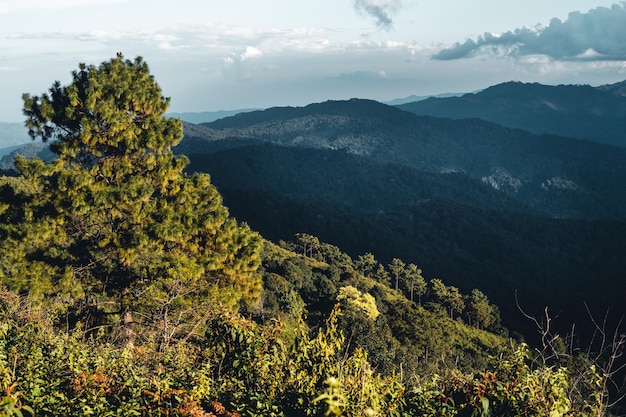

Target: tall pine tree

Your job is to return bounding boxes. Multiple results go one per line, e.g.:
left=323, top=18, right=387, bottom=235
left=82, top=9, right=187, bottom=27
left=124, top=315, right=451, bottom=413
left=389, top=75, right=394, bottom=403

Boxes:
left=0, top=54, right=262, bottom=345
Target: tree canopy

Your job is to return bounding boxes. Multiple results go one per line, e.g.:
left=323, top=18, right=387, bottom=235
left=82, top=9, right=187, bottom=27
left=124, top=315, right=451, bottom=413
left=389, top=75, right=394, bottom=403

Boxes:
left=0, top=54, right=262, bottom=344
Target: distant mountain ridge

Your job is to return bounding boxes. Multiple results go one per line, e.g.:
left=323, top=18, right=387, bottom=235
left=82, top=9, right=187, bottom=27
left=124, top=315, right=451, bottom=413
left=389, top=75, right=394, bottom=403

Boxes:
left=166, top=108, right=259, bottom=124
left=383, top=92, right=467, bottom=106
left=179, top=110, right=626, bottom=333
left=178, top=98, right=626, bottom=221
left=397, top=80, right=626, bottom=147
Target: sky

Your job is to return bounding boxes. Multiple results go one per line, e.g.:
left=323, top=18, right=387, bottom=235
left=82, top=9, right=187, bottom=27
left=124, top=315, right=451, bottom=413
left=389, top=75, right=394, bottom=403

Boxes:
left=1, top=0, right=626, bottom=122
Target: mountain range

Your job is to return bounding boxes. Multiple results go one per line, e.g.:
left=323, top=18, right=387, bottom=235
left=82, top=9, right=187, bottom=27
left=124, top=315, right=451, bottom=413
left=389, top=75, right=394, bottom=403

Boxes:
left=165, top=108, right=259, bottom=124
left=175, top=83, right=626, bottom=337
left=2, top=80, right=626, bottom=337
left=397, top=80, right=626, bottom=148
left=179, top=97, right=626, bottom=221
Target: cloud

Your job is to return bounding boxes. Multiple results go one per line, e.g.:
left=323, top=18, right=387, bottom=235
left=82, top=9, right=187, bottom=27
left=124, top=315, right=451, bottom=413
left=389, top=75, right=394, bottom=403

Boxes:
left=328, top=70, right=390, bottom=82
left=223, top=46, right=263, bottom=66
left=353, top=0, right=401, bottom=30
left=240, top=46, right=263, bottom=61
left=433, top=3, right=626, bottom=61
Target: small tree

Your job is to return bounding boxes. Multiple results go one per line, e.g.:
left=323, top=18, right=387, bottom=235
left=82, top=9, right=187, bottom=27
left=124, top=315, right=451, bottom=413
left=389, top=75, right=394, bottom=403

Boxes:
left=355, top=253, right=377, bottom=278
left=405, top=263, right=426, bottom=305
left=0, top=54, right=262, bottom=344
left=429, top=278, right=448, bottom=305
left=295, top=233, right=320, bottom=259
left=445, top=285, right=465, bottom=320
left=388, top=258, right=405, bottom=292
left=372, top=264, right=390, bottom=286
left=467, top=288, right=493, bottom=329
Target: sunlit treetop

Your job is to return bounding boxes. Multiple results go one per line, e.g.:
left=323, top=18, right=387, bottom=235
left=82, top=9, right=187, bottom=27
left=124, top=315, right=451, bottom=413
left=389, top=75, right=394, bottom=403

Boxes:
left=22, top=53, right=183, bottom=163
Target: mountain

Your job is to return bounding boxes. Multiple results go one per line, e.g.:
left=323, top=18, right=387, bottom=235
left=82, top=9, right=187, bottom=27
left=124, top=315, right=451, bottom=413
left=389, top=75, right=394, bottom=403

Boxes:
left=397, top=80, right=626, bottom=148
left=179, top=99, right=626, bottom=221
left=166, top=108, right=260, bottom=124
left=384, top=91, right=467, bottom=106
left=185, top=144, right=626, bottom=332
left=175, top=97, right=626, bottom=337
left=0, top=142, right=53, bottom=170
left=4, top=95, right=626, bottom=335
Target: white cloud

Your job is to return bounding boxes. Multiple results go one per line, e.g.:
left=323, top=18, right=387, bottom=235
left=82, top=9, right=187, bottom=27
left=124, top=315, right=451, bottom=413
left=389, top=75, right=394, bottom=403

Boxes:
left=7, top=22, right=427, bottom=61
left=223, top=55, right=235, bottom=66
left=434, top=3, right=626, bottom=61
left=241, top=46, right=263, bottom=61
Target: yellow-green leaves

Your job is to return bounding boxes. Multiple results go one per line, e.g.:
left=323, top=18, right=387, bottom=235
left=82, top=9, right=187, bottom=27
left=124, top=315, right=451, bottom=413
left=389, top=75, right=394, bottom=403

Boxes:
left=336, top=286, right=379, bottom=322
left=2, top=54, right=263, bottom=343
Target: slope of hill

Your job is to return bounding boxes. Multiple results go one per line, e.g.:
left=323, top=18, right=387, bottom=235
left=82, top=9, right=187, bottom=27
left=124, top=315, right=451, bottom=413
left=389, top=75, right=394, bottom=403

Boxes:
left=397, top=80, right=626, bottom=147
left=384, top=91, right=466, bottom=106
left=185, top=144, right=626, bottom=338
left=5, top=96, right=626, bottom=338
left=0, top=142, right=54, bottom=170
left=187, top=143, right=534, bottom=215
left=176, top=96, right=626, bottom=341
left=178, top=99, right=626, bottom=221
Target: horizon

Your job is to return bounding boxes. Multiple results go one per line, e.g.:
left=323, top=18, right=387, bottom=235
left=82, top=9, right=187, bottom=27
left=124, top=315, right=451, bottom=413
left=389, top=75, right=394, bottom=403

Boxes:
left=2, top=1, right=626, bottom=122
left=2, top=75, right=625, bottom=151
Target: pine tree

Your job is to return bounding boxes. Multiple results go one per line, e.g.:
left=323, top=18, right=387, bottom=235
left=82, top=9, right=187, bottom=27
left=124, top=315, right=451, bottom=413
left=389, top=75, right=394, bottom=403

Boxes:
left=467, top=288, right=493, bottom=329
left=1, top=54, right=262, bottom=344
left=404, top=263, right=426, bottom=304
left=388, top=258, right=405, bottom=292
left=355, top=252, right=377, bottom=278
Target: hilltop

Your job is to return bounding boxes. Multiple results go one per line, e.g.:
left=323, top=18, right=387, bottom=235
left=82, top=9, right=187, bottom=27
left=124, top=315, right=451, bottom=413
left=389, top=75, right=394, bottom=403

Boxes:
left=397, top=80, right=626, bottom=148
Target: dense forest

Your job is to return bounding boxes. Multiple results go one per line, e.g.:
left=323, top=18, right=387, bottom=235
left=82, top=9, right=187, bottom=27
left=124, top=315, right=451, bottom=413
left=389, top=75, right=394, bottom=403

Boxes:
left=181, top=99, right=626, bottom=221
left=184, top=144, right=626, bottom=342
left=175, top=97, right=626, bottom=351
left=1, top=55, right=625, bottom=416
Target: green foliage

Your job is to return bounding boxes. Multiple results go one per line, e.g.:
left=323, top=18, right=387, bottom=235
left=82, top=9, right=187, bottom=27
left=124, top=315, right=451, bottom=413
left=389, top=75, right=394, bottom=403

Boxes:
left=313, top=377, right=345, bottom=416
left=259, top=237, right=510, bottom=377
left=467, top=289, right=493, bottom=330
left=336, top=286, right=379, bottom=322
left=388, top=258, right=405, bottom=291
left=185, top=139, right=626, bottom=345
left=0, top=56, right=616, bottom=416
left=0, top=280, right=609, bottom=417
left=355, top=253, right=377, bottom=279
left=0, top=54, right=262, bottom=344
left=402, top=344, right=597, bottom=417
left=404, top=263, right=425, bottom=304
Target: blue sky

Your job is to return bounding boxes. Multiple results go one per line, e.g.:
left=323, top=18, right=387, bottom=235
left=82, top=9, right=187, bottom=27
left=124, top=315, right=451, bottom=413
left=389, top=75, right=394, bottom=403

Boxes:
left=1, top=0, right=625, bottom=122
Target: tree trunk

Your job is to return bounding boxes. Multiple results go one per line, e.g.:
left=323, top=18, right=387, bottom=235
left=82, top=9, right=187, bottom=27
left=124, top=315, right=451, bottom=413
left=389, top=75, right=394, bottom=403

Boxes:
left=121, top=287, right=135, bottom=346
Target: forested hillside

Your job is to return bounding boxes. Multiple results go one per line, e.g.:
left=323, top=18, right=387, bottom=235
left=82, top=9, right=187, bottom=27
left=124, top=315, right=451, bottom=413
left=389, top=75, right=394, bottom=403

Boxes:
left=185, top=144, right=626, bottom=340
left=1, top=55, right=624, bottom=416
left=181, top=99, right=626, bottom=221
